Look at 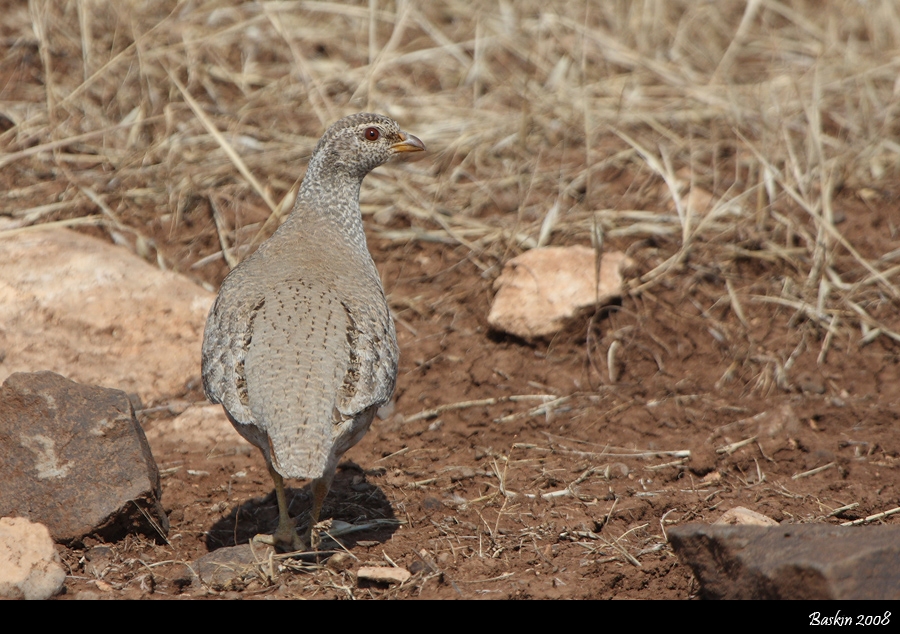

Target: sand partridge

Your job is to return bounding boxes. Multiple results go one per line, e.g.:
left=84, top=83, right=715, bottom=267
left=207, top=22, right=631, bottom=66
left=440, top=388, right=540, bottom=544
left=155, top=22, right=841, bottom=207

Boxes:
left=201, top=113, right=424, bottom=550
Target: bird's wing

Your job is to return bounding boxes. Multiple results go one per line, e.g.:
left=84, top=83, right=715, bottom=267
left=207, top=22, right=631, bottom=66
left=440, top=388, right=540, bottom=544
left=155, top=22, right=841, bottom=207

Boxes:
left=334, top=291, right=399, bottom=419
left=201, top=280, right=260, bottom=430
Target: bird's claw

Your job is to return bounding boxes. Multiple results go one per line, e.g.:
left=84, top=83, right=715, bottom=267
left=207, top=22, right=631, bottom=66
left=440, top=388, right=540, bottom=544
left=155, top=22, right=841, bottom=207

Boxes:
left=252, top=529, right=308, bottom=553
left=251, top=533, right=276, bottom=547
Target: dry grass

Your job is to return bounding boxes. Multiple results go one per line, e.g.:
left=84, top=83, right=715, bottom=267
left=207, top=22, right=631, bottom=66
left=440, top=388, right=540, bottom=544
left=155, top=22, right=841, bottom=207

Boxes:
left=2, top=0, right=900, bottom=380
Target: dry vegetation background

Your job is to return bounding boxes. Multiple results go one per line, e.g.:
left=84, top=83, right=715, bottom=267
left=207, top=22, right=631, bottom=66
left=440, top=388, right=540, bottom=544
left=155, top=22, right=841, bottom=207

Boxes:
left=2, top=0, right=900, bottom=599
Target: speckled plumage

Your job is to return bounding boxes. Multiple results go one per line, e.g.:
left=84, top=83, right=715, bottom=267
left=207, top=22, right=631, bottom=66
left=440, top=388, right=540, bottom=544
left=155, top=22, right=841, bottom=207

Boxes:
left=201, top=113, right=424, bottom=550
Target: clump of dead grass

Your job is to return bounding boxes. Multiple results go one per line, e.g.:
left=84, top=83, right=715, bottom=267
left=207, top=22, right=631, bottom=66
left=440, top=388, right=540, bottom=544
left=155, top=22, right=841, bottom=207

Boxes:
left=2, top=0, right=899, bottom=389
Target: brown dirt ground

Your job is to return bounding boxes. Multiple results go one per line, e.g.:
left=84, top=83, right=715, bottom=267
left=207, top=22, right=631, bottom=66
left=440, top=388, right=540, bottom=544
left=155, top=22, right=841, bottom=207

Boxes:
left=51, top=186, right=900, bottom=600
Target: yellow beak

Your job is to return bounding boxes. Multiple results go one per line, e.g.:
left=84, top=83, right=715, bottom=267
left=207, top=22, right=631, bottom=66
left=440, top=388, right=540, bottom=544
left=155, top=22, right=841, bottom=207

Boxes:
left=391, top=131, right=426, bottom=153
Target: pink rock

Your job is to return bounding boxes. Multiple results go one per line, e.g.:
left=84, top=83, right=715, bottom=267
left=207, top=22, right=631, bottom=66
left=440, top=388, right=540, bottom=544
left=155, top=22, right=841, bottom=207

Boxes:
left=0, top=517, right=66, bottom=600
left=488, top=246, right=630, bottom=338
left=357, top=566, right=411, bottom=584
left=0, top=229, right=213, bottom=403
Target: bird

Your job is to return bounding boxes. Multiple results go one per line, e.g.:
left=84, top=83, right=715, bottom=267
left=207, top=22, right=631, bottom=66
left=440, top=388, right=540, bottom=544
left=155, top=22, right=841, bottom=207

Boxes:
left=201, top=113, right=425, bottom=551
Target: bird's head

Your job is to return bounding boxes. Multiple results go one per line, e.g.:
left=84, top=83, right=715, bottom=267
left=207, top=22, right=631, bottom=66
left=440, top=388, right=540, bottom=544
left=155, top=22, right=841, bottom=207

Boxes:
left=308, top=113, right=426, bottom=180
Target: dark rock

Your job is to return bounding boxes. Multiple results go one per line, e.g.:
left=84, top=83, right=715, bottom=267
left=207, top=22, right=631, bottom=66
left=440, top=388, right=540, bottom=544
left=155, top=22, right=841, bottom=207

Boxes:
left=0, top=371, right=168, bottom=543
left=669, top=523, right=900, bottom=599
left=84, top=545, right=114, bottom=578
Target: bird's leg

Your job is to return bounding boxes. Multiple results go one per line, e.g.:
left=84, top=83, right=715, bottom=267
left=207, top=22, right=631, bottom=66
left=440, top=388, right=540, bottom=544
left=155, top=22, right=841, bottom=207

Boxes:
left=266, top=464, right=306, bottom=552
left=303, top=474, right=333, bottom=554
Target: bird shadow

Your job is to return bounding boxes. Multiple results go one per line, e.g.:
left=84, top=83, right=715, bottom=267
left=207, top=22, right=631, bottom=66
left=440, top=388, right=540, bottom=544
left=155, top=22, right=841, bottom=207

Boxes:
left=203, top=461, right=398, bottom=552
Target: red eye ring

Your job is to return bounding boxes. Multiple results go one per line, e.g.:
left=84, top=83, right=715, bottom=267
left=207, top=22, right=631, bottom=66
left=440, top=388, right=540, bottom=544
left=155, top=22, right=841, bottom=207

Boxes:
left=363, top=127, right=380, bottom=141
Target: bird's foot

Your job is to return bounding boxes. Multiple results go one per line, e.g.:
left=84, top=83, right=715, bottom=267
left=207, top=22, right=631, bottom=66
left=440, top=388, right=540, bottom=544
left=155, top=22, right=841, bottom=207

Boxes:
left=307, top=525, right=321, bottom=552
left=252, top=526, right=308, bottom=553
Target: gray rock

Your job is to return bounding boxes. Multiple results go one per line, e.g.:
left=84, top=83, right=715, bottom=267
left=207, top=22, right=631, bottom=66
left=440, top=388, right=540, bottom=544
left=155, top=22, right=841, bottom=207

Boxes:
left=669, top=523, right=900, bottom=599
left=0, top=371, right=169, bottom=543
left=0, top=517, right=66, bottom=600
left=193, top=542, right=276, bottom=591
left=84, top=545, right=114, bottom=578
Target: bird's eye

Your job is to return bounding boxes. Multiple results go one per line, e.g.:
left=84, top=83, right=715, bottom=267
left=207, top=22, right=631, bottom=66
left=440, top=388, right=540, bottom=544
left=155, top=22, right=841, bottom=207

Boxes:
left=363, top=127, right=380, bottom=141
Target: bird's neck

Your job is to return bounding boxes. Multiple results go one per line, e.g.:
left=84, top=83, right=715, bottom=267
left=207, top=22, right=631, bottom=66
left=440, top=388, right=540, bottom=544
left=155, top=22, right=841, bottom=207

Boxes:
left=288, top=159, right=368, bottom=239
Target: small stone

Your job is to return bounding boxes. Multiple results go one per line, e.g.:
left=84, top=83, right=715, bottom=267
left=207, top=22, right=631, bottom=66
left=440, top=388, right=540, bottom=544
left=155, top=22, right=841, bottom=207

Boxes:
left=420, top=497, right=443, bottom=513
left=408, top=560, right=427, bottom=575
left=84, top=545, right=114, bottom=577
left=715, top=506, right=778, bottom=526
left=168, top=563, right=196, bottom=590
left=447, top=466, right=476, bottom=482
left=0, top=517, right=66, bottom=600
left=94, top=579, right=114, bottom=592
left=326, top=552, right=353, bottom=572
left=357, top=566, right=411, bottom=585
left=795, top=371, right=826, bottom=394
